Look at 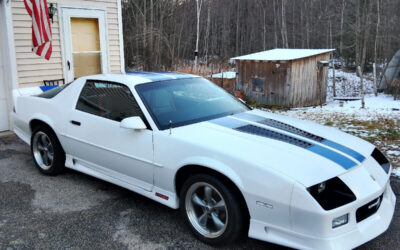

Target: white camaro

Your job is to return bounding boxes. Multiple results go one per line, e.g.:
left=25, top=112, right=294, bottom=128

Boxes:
left=12, top=72, right=395, bottom=249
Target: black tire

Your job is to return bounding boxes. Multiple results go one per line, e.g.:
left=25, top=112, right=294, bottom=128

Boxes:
left=179, top=173, right=246, bottom=245
left=30, top=125, right=65, bottom=175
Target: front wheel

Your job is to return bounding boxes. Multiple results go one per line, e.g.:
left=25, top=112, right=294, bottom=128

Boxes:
left=180, top=174, right=246, bottom=245
left=31, top=126, right=65, bottom=175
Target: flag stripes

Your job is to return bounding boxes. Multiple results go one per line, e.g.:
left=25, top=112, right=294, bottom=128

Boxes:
left=24, top=0, right=52, bottom=60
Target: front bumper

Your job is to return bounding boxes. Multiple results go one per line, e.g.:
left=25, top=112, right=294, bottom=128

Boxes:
left=248, top=181, right=396, bottom=250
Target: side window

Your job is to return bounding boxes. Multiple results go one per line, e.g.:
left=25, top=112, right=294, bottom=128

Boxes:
left=76, top=80, right=145, bottom=123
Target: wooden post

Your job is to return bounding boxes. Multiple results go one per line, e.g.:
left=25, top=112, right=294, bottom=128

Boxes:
left=373, top=62, right=378, bottom=96
left=357, top=66, right=365, bottom=108
left=332, top=58, right=336, bottom=97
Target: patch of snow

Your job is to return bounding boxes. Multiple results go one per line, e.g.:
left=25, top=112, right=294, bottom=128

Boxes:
left=392, top=167, right=400, bottom=178
left=327, top=70, right=376, bottom=101
left=210, top=71, right=236, bottom=79
left=281, top=93, right=400, bottom=122
left=387, top=150, right=400, bottom=156
left=231, top=48, right=334, bottom=61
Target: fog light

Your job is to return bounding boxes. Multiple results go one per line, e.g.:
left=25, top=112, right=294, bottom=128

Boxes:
left=332, top=214, right=348, bottom=228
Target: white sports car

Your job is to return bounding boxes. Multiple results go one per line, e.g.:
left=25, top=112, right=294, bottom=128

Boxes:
left=12, top=72, right=395, bottom=249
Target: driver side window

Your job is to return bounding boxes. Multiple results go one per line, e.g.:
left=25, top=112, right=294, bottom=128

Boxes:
left=76, top=80, right=147, bottom=125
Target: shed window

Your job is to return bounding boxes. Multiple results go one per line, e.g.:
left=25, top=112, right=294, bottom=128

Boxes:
left=252, top=78, right=264, bottom=93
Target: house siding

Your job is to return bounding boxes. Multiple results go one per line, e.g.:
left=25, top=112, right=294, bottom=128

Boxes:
left=11, top=0, right=122, bottom=88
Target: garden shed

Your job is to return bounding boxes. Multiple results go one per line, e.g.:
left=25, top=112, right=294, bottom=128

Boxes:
left=232, top=49, right=334, bottom=108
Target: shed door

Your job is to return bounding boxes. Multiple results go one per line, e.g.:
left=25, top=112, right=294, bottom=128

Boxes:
left=0, top=9, right=10, bottom=132
left=61, top=7, right=109, bottom=83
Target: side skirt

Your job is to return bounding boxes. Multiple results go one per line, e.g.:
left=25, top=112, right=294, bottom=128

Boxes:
left=65, top=154, right=179, bottom=209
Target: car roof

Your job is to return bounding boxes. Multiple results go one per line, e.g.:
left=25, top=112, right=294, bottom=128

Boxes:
left=78, top=71, right=201, bottom=87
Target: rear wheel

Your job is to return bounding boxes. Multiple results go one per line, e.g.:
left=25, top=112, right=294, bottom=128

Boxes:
left=31, top=126, right=65, bottom=175
left=180, top=174, right=245, bottom=245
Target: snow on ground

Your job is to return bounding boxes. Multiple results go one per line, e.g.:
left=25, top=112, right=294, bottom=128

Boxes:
left=392, top=168, right=400, bottom=178
left=282, top=94, right=400, bottom=123
left=272, top=69, right=400, bottom=171
left=210, top=71, right=236, bottom=79
left=326, top=70, right=376, bottom=101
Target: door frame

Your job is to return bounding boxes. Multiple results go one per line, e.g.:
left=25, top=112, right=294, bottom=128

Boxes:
left=0, top=0, right=18, bottom=131
left=59, top=5, right=109, bottom=83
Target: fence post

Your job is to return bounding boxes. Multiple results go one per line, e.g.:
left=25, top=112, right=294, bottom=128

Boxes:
left=357, top=66, right=365, bottom=108
left=332, top=59, right=336, bottom=97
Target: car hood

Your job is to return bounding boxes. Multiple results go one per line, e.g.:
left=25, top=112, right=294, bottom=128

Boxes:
left=172, top=109, right=375, bottom=187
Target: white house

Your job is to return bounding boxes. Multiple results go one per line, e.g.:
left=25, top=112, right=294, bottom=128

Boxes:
left=0, top=0, right=125, bottom=132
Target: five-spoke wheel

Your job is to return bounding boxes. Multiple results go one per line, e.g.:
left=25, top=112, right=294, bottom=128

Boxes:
left=180, top=174, right=246, bottom=245
left=30, top=126, right=65, bottom=175
left=185, top=182, right=228, bottom=238
left=32, top=131, right=54, bottom=170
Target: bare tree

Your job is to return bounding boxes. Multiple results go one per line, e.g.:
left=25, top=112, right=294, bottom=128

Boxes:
left=373, top=0, right=380, bottom=96
left=121, top=0, right=400, bottom=73
left=357, top=66, right=365, bottom=108
left=194, top=0, right=202, bottom=71
left=339, top=0, right=346, bottom=55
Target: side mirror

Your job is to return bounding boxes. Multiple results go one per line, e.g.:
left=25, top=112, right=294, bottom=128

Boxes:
left=120, top=116, right=147, bottom=130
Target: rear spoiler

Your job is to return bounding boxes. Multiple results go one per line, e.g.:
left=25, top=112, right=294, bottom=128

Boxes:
left=12, top=85, right=59, bottom=111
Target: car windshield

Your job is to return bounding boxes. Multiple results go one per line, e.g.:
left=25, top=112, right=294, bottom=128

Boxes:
left=135, top=77, right=249, bottom=130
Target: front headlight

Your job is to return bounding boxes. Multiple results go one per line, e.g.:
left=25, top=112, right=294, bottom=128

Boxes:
left=308, top=177, right=356, bottom=210
left=371, top=148, right=390, bottom=174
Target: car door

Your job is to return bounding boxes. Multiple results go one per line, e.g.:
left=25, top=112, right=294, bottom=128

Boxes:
left=65, top=80, right=154, bottom=191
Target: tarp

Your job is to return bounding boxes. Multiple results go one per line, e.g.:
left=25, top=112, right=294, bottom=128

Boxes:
left=379, top=49, right=400, bottom=95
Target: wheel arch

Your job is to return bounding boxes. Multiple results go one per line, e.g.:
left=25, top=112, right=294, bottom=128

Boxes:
left=29, top=118, right=65, bottom=153
left=29, top=118, right=55, bottom=134
left=175, top=164, right=250, bottom=224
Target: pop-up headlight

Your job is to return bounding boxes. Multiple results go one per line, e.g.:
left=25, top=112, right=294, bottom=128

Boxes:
left=308, top=177, right=356, bottom=210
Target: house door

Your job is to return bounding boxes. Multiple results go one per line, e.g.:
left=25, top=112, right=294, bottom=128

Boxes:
left=61, top=7, right=109, bottom=83
left=0, top=7, right=10, bottom=132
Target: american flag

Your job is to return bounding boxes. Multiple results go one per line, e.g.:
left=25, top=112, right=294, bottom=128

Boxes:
left=24, top=0, right=52, bottom=60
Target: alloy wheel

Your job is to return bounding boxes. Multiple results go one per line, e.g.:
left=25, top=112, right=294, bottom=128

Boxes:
left=185, top=182, right=228, bottom=238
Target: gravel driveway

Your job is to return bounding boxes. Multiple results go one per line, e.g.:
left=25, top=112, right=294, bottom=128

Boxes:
left=0, top=134, right=399, bottom=250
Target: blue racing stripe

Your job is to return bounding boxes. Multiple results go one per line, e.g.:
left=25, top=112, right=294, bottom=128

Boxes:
left=209, top=115, right=359, bottom=170
left=322, top=140, right=366, bottom=162
left=39, top=85, right=58, bottom=92
left=127, top=71, right=196, bottom=81
left=127, top=71, right=174, bottom=81
left=235, top=112, right=366, bottom=163
left=308, top=145, right=357, bottom=169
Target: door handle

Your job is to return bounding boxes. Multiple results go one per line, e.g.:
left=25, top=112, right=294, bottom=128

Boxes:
left=67, top=60, right=70, bottom=71
left=70, top=120, right=81, bottom=126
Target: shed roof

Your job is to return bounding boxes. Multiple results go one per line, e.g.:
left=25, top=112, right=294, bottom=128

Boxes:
left=210, top=71, right=236, bottom=79
left=231, top=48, right=335, bottom=61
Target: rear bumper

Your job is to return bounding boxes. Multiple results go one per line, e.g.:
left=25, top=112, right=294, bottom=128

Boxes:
left=248, top=183, right=396, bottom=250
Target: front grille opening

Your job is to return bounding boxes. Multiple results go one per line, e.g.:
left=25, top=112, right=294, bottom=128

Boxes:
left=308, top=178, right=356, bottom=211
left=371, top=148, right=390, bottom=174
left=356, top=194, right=383, bottom=222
